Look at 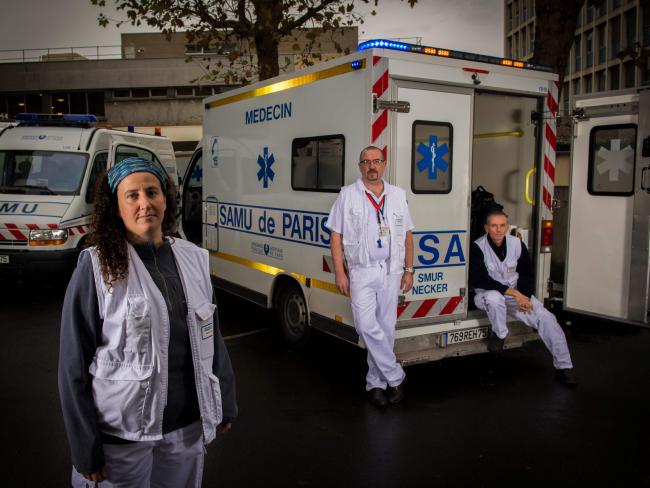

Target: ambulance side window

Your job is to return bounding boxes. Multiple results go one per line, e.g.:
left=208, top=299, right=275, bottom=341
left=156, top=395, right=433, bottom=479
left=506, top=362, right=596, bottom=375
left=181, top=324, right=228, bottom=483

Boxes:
left=291, top=135, right=345, bottom=192
left=115, top=145, right=165, bottom=175
left=86, top=152, right=108, bottom=203
left=411, top=121, right=453, bottom=194
left=588, top=124, right=637, bottom=196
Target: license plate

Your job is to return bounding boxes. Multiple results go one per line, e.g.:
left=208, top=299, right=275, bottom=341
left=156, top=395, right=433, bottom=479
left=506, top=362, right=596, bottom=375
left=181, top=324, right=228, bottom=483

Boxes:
left=0, top=255, right=8, bottom=264
left=443, top=326, right=488, bottom=346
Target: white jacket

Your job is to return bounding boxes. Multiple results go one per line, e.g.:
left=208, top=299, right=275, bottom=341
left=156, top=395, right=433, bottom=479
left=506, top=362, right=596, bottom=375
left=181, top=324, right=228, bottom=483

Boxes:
left=474, top=234, right=522, bottom=292
left=329, top=179, right=412, bottom=275
left=84, top=239, right=223, bottom=443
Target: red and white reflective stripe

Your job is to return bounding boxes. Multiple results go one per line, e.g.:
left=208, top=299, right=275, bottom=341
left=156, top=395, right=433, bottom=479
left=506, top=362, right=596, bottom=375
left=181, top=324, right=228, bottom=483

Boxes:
left=322, top=255, right=333, bottom=273
left=371, top=56, right=390, bottom=158
left=397, top=296, right=464, bottom=320
left=0, top=222, right=86, bottom=241
left=542, top=80, right=559, bottom=220
left=1, top=223, right=28, bottom=241
left=67, top=225, right=88, bottom=236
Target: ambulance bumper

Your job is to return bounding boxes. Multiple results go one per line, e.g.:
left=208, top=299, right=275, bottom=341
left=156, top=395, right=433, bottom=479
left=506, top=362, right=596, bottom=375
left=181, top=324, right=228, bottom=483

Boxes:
left=0, top=248, right=80, bottom=280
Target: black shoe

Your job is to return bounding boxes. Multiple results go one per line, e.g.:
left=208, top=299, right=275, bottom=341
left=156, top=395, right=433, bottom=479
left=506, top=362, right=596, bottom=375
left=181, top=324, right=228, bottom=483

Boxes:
left=487, top=332, right=506, bottom=353
left=555, top=368, right=578, bottom=387
left=387, top=379, right=405, bottom=405
left=367, top=388, right=388, bottom=407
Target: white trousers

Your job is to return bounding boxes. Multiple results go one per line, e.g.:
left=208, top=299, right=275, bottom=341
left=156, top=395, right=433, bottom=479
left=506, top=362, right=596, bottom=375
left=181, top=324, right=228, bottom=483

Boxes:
left=71, top=421, right=205, bottom=488
left=474, top=290, right=573, bottom=370
left=349, top=263, right=406, bottom=390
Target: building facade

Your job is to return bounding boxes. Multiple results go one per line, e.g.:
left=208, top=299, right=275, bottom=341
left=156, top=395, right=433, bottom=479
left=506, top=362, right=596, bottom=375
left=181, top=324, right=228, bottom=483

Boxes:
left=505, top=0, right=650, bottom=116
left=0, top=28, right=358, bottom=127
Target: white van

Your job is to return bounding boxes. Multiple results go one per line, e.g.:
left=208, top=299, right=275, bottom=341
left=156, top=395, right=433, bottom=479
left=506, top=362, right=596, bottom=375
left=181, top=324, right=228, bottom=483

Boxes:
left=181, top=39, right=561, bottom=364
left=0, top=114, right=178, bottom=280
left=564, top=88, right=650, bottom=327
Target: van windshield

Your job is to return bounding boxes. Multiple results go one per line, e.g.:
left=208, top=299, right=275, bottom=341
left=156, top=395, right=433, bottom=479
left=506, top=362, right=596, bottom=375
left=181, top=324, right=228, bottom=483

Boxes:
left=0, top=150, right=88, bottom=195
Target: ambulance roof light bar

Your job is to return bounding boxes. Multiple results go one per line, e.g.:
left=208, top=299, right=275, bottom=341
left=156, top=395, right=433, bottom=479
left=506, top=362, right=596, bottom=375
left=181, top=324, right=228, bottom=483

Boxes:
left=15, top=113, right=98, bottom=128
left=357, top=39, right=552, bottom=73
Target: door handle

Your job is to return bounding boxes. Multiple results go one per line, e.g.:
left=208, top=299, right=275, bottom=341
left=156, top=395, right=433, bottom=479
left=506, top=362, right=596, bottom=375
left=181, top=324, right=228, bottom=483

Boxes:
left=525, top=167, right=536, bottom=205
left=642, top=166, right=650, bottom=193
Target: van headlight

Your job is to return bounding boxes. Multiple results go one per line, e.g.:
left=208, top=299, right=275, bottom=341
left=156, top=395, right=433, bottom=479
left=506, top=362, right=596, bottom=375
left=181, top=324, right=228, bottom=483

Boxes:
left=28, top=228, right=68, bottom=246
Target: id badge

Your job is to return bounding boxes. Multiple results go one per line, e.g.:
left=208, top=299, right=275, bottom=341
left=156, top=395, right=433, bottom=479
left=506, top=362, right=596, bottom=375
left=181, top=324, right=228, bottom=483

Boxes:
left=379, top=224, right=390, bottom=237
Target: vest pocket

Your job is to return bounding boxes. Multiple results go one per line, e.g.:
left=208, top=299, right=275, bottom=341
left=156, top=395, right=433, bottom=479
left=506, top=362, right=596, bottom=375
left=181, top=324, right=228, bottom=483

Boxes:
left=195, top=302, right=216, bottom=359
left=392, top=212, right=405, bottom=237
left=89, top=360, right=153, bottom=434
left=207, top=372, right=224, bottom=427
left=125, top=295, right=151, bottom=354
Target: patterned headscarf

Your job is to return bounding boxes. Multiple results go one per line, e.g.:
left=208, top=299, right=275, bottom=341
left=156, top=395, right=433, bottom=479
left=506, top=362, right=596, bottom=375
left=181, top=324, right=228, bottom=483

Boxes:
left=107, top=157, right=168, bottom=194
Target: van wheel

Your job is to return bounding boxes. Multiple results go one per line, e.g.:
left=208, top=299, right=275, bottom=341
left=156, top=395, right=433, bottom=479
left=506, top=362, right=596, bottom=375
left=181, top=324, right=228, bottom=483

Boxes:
left=277, top=285, right=310, bottom=345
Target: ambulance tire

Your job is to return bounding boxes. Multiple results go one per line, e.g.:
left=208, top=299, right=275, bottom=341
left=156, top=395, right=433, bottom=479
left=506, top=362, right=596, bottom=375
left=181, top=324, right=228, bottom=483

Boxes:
left=277, top=284, right=310, bottom=346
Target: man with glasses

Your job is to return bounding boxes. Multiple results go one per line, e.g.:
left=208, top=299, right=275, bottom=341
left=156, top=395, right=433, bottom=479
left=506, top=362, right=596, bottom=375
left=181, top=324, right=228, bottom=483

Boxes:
left=326, top=145, right=414, bottom=407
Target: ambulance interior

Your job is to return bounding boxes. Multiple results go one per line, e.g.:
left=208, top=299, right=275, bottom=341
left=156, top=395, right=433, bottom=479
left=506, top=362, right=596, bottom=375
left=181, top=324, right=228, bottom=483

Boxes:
left=469, top=92, right=540, bottom=306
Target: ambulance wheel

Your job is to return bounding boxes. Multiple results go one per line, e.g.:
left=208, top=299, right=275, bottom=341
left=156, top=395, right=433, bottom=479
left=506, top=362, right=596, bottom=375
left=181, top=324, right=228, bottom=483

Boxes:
left=277, top=285, right=310, bottom=345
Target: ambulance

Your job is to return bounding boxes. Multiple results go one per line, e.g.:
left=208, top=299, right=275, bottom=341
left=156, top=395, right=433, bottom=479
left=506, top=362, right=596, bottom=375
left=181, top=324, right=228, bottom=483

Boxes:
left=180, top=39, right=562, bottom=364
left=0, top=113, right=178, bottom=280
left=563, top=88, right=650, bottom=327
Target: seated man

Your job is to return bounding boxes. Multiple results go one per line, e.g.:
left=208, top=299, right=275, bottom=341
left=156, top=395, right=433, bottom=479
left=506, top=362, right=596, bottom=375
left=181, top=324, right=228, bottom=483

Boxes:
left=469, top=210, right=577, bottom=387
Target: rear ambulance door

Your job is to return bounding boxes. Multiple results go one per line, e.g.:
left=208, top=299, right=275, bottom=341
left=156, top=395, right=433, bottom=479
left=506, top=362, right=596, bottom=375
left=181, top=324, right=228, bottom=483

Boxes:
left=629, top=90, right=650, bottom=325
left=565, top=106, right=637, bottom=321
left=180, top=148, right=203, bottom=246
left=393, top=82, right=472, bottom=323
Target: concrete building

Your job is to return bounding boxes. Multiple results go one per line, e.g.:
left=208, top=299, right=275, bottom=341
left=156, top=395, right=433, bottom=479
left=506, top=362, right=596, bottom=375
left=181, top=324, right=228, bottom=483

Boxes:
left=0, top=28, right=358, bottom=127
left=505, top=0, right=650, bottom=116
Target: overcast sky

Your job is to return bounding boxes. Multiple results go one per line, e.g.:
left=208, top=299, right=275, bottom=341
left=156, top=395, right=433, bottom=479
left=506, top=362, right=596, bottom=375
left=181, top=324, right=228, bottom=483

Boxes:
left=0, top=0, right=504, bottom=57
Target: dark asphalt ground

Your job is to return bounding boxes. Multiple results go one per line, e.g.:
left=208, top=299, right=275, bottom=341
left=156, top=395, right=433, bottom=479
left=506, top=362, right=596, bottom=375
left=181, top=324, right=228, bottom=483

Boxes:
left=1, top=280, right=650, bottom=487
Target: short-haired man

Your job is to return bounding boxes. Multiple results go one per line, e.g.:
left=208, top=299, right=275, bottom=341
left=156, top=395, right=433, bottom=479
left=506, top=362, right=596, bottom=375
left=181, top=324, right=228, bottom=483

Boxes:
left=326, top=146, right=414, bottom=406
left=469, top=210, right=577, bottom=386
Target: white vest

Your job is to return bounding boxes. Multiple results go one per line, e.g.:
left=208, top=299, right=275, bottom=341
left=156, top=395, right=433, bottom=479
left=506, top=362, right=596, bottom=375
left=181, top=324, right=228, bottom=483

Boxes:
left=474, top=234, right=522, bottom=291
left=84, top=238, right=223, bottom=443
left=339, top=179, right=409, bottom=275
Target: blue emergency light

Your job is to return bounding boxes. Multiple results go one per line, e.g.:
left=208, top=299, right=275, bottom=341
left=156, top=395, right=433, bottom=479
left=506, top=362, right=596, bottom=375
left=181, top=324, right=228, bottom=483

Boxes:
left=15, top=113, right=98, bottom=127
left=358, top=39, right=551, bottom=72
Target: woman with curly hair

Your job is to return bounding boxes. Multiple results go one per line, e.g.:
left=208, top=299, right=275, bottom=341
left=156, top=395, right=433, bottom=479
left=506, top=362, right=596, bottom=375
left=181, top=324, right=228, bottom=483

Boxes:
left=58, top=157, right=237, bottom=487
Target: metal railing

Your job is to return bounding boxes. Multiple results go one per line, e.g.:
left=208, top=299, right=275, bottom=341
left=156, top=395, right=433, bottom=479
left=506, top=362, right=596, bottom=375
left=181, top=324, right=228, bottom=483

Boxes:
left=0, top=45, right=124, bottom=63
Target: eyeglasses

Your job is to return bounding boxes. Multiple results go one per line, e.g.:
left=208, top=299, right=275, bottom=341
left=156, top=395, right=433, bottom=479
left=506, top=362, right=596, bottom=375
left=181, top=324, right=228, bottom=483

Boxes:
left=359, top=158, right=386, bottom=166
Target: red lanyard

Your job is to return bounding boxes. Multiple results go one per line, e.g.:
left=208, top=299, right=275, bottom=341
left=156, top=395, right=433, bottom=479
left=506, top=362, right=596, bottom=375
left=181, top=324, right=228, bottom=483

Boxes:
left=365, top=191, right=386, bottom=224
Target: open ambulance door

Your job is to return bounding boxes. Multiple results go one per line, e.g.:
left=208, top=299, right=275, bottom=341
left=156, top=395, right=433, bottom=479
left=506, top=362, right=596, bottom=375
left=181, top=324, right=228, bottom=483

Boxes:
left=180, top=147, right=203, bottom=246
left=629, top=90, right=650, bottom=325
left=393, top=82, right=472, bottom=326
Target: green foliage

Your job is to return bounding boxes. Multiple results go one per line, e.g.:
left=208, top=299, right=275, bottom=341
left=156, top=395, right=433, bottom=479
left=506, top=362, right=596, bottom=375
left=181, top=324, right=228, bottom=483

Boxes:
left=91, top=0, right=416, bottom=84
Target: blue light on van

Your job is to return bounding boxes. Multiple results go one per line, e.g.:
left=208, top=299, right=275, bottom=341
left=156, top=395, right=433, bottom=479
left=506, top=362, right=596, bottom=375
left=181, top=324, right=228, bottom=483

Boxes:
left=15, top=113, right=98, bottom=124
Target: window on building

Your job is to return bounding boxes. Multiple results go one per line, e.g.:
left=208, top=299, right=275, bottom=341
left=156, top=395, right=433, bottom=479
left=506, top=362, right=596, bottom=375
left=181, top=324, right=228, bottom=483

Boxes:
left=596, top=70, right=606, bottom=91
left=196, top=86, right=214, bottom=96
left=609, top=64, right=620, bottom=89
left=612, top=0, right=621, bottom=9
left=594, top=0, right=606, bottom=18
left=576, top=5, right=583, bottom=27
left=411, top=121, right=453, bottom=194
left=562, top=82, right=570, bottom=115
left=611, top=16, right=621, bottom=57
left=87, top=92, right=105, bottom=117
left=597, top=23, right=606, bottom=63
left=522, top=27, right=528, bottom=55
left=150, top=88, right=167, bottom=97
left=624, top=61, right=635, bottom=87
left=587, top=4, right=594, bottom=23
left=586, top=29, right=594, bottom=67
left=625, top=8, right=637, bottom=49
left=522, top=0, right=528, bottom=21
left=644, top=3, right=650, bottom=45
left=131, top=88, right=149, bottom=98
left=507, top=4, right=513, bottom=31
left=573, top=79, right=581, bottom=96
left=514, top=0, right=519, bottom=24
left=530, top=28, right=535, bottom=54
left=584, top=74, right=593, bottom=93
left=114, top=89, right=130, bottom=98
left=176, top=87, right=194, bottom=97
left=291, top=135, right=345, bottom=192
left=25, top=94, right=42, bottom=113
left=588, top=124, right=636, bottom=196
left=574, top=35, right=582, bottom=71
left=69, top=93, right=85, bottom=114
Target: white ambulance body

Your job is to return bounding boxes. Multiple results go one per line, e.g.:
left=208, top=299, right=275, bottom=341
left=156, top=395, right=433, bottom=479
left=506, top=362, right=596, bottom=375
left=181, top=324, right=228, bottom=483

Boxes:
left=0, top=114, right=177, bottom=280
left=182, top=40, right=561, bottom=364
left=564, top=88, right=650, bottom=327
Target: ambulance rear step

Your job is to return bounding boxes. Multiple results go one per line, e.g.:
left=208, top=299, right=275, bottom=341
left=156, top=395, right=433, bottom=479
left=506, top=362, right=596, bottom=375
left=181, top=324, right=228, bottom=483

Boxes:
left=395, top=323, right=540, bottom=366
